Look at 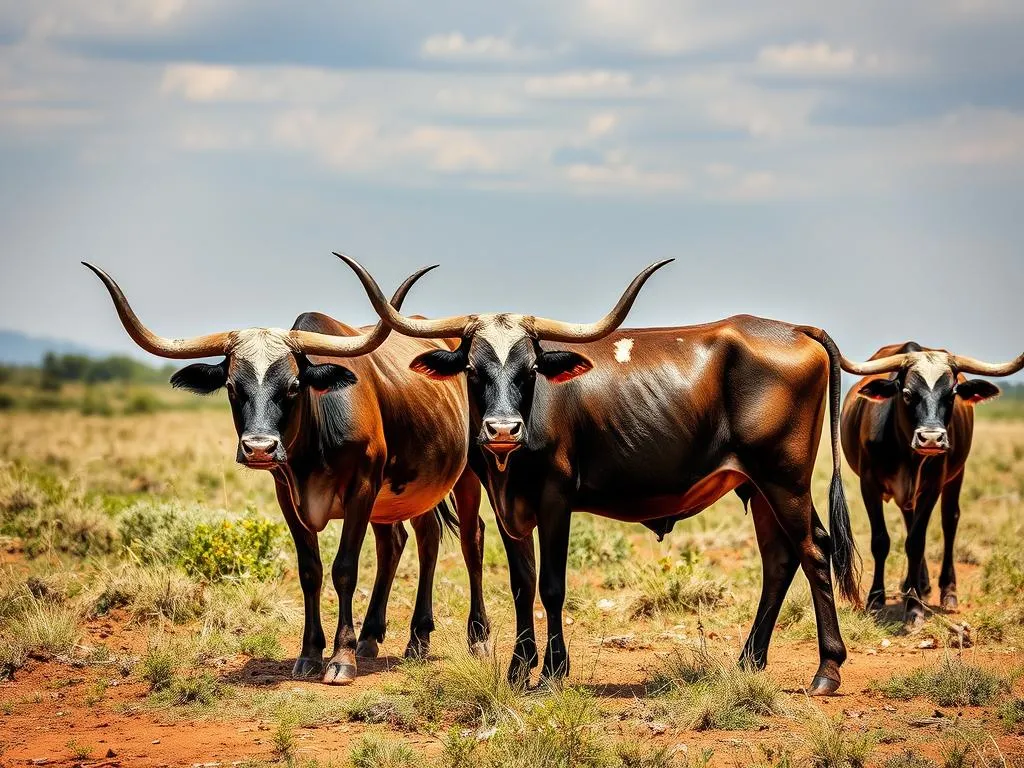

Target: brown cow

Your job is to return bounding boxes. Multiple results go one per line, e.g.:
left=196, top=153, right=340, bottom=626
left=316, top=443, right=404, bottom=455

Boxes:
left=84, top=260, right=491, bottom=684
left=339, top=253, right=863, bottom=695
left=837, top=341, right=1023, bottom=626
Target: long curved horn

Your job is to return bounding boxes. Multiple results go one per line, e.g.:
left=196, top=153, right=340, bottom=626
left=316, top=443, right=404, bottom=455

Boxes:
left=289, top=264, right=439, bottom=357
left=335, top=252, right=471, bottom=338
left=83, top=262, right=233, bottom=359
left=950, top=352, right=1024, bottom=378
left=530, top=259, right=674, bottom=343
left=836, top=353, right=913, bottom=376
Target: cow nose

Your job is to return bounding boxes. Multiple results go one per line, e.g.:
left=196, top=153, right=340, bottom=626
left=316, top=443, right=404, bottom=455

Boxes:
left=482, top=418, right=524, bottom=443
left=239, top=435, right=280, bottom=462
left=913, top=428, right=949, bottom=452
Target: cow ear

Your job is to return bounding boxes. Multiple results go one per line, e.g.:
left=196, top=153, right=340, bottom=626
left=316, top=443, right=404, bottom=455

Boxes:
left=536, top=350, right=594, bottom=383
left=170, top=362, right=228, bottom=394
left=410, top=348, right=467, bottom=380
left=301, top=363, right=357, bottom=393
left=856, top=377, right=900, bottom=402
left=956, top=379, right=1000, bottom=404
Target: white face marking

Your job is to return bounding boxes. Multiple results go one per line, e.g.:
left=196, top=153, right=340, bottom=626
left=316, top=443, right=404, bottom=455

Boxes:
left=613, top=338, right=633, bottom=364
left=910, top=352, right=951, bottom=389
left=232, top=328, right=294, bottom=384
left=476, top=314, right=527, bottom=366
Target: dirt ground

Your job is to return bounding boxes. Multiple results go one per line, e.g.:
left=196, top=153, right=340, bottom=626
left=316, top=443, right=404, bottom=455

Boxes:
left=2, top=409, right=1024, bottom=767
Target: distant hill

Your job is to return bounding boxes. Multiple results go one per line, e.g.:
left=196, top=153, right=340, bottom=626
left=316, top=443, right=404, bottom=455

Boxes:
left=0, top=330, right=119, bottom=365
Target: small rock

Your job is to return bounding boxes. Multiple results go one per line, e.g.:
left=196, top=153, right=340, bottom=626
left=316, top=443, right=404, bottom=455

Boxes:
left=880, top=639, right=891, bottom=648
left=565, top=616, right=574, bottom=626
left=647, top=721, right=669, bottom=734
left=919, top=637, right=938, bottom=650
left=106, top=749, right=117, bottom=758
left=152, top=739, right=161, bottom=745
left=535, top=611, right=544, bottom=620
left=476, top=726, right=497, bottom=742
left=864, top=648, right=877, bottom=655
left=30, top=760, right=48, bottom=766
left=596, top=599, right=616, bottom=612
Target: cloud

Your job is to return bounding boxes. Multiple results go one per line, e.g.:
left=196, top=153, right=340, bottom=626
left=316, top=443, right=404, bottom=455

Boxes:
left=420, top=32, right=536, bottom=62
left=524, top=70, right=648, bottom=98
left=586, top=112, right=617, bottom=135
left=161, top=64, right=236, bottom=101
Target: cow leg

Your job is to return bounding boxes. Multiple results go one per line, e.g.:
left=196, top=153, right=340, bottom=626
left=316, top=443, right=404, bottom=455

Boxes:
left=355, top=522, right=408, bottom=659
left=323, top=487, right=376, bottom=685
left=862, top=476, right=890, bottom=612
left=739, top=493, right=800, bottom=671
left=453, top=471, right=491, bottom=656
left=496, top=519, right=538, bottom=688
left=405, top=511, right=440, bottom=659
left=761, top=483, right=847, bottom=695
left=903, top=489, right=940, bottom=630
left=537, top=507, right=572, bottom=683
left=274, top=478, right=326, bottom=679
left=938, top=472, right=964, bottom=611
left=900, top=507, right=931, bottom=598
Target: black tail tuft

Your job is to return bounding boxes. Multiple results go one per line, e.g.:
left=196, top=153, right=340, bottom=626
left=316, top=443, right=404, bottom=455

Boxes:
left=797, top=325, right=862, bottom=607
left=433, top=493, right=460, bottom=540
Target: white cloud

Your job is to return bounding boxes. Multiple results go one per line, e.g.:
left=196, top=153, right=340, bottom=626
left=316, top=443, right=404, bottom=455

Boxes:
left=564, top=155, right=684, bottom=191
left=421, top=32, right=533, bottom=61
left=161, top=64, right=237, bottom=101
left=587, top=112, right=617, bottom=136
left=524, top=70, right=646, bottom=98
left=405, top=126, right=500, bottom=172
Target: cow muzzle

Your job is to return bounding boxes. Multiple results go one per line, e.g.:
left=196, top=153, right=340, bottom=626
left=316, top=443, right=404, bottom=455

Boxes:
left=912, top=427, right=949, bottom=455
left=480, top=417, right=524, bottom=472
left=237, top=434, right=285, bottom=467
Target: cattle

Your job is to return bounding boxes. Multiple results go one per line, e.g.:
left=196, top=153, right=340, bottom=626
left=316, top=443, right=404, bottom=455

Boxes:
left=338, top=252, right=863, bottom=695
left=838, top=341, right=1024, bottom=627
left=84, top=260, right=491, bottom=685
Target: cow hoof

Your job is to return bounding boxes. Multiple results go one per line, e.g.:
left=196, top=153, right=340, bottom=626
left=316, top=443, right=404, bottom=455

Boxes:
left=941, top=593, right=959, bottom=611
left=866, top=592, right=886, bottom=613
left=904, top=611, right=927, bottom=633
left=404, top=637, right=430, bottom=660
left=291, top=656, right=324, bottom=679
left=356, top=639, right=380, bottom=658
left=469, top=639, right=493, bottom=659
left=807, top=675, right=840, bottom=697
left=322, top=661, right=357, bottom=685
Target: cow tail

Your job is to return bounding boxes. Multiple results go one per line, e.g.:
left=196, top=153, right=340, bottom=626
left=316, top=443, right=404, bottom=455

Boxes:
left=433, top=492, right=460, bottom=540
left=796, top=325, right=862, bottom=607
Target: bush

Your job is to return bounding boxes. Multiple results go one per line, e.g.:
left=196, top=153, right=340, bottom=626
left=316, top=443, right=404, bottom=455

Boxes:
left=180, top=517, right=283, bottom=582
left=805, top=714, right=874, bottom=768
left=118, top=502, right=192, bottom=565
left=568, top=517, right=632, bottom=569
left=646, top=646, right=788, bottom=731
left=349, top=736, right=421, bottom=768
left=630, top=555, right=728, bottom=619
left=8, top=603, right=80, bottom=660
left=876, top=655, right=1010, bottom=707
left=92, top=564, right=206, bottom=623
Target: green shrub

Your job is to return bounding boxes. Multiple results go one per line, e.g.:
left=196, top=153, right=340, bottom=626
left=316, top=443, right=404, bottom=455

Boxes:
left=998, top=697, right=1024, bottom=733
left=117, top=502, right=192, bottom=564
left=805, top=714, right=874, bottom=768
left=152, top=671, right=223, bottom=707
left=876, top=655, right=1010, bottom=707
left=123, top=390, right=163, bottom=415
left=981, top=550, right=1024, bottom=597
left=8, top=603, right=80, bottom=659
left=345, top=691, right=419, bottom=730
left=568, top=517, right=632, bottom=569
left=630, top=554, right=728, bottom=619
left=238, top=631, right=283, bottom=660
left=349, top=736, right=420, bottom=768
left=180, top=517, right=283, bottom=582
left=92, top=564, right=206, bottom=623
left=139, top=642, right=179, bottom=691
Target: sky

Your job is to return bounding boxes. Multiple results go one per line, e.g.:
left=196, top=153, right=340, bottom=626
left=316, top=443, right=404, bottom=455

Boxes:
left=0, top=1, right=1022, bottom=370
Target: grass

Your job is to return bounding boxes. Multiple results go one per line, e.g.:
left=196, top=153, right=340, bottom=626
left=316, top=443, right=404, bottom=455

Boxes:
left=92, top=563, right=207, bottom=623
left=804, top=714, right=874, bottom=768
left=629, top=555, right=729, bottom=619
left=875, top=654, right=1011, bottom=707
left=644, top=644, right=789, bottom=731
left=7, top=602, right=80, bottom=660
left=349, top=736, right=421, bottom=768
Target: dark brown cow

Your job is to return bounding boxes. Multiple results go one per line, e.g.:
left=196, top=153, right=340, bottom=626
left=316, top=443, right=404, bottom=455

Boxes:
left=838, top=341, right=1023, bottom=626
left=339, top=253, right=862, bottom=695
left=84, top=260, right=491, bottom=685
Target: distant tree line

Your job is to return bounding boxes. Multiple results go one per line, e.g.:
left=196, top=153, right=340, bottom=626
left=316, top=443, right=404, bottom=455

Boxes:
left=0, top=353, right=176, bottom=391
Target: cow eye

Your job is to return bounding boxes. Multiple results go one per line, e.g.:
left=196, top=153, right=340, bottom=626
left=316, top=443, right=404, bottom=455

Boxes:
left=286, top=378, right=300, bottom=398
left=902, top=387, right=913, bottom=404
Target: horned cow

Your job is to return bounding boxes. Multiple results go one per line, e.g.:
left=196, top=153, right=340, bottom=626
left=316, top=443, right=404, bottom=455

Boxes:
left=342, top=254, right=864, bottom=695
left=839, top=341, right=1023, bottom=626
left=85, top=260, right=492, bottom=685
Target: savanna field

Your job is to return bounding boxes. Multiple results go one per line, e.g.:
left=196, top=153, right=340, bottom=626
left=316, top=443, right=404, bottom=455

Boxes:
left=2, top=382, right=1024, bottom=768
